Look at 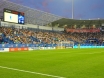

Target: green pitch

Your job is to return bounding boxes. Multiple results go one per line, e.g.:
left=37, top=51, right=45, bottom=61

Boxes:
left=0, top=48, right=104, bottom=78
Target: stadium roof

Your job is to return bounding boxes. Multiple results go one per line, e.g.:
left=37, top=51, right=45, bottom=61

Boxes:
left=51, top=18, right=104, bottom=28
left=0, top=0, right=62, bottom=25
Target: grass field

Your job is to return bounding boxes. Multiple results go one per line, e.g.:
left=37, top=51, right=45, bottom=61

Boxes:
left=0, top=48, right=104, bottom=78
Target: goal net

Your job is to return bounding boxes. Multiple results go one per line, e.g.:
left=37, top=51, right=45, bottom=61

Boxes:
left=56, top=41, right=74, bottom=49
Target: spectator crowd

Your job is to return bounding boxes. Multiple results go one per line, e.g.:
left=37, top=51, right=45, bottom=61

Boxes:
left=0, top=26, right=104, bottom=45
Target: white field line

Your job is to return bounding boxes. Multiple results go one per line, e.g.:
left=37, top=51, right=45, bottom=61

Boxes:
left=0, top=66, right=65, bottom=78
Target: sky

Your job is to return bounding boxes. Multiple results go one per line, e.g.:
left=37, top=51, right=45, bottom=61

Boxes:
left=9, top=0, right=104, bottom=20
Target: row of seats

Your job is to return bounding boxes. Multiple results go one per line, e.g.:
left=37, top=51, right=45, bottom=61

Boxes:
left=1, top=26, right=104, bottom=47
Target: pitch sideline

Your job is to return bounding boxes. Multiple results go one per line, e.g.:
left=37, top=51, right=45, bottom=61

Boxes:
left=0, top=66, right=65, bottom=78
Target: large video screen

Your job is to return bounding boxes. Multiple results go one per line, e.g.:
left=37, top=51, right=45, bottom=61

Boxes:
left=4, top=9, right=25, bottom=24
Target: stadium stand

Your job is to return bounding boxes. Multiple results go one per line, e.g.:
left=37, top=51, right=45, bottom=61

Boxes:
left=0, top=0, right=104, bottom=50
left=0, top=26, right=71, bottom=47
left=1, top=25, right=104, bottom=47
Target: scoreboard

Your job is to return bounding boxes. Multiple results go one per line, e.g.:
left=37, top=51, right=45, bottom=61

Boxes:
left=4, top=9, right=25, bottom=24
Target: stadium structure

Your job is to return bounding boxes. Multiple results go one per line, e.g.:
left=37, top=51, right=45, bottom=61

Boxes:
left=0, top=0, right=104, bottom=52
left=0, top=0, right=104, bottom=78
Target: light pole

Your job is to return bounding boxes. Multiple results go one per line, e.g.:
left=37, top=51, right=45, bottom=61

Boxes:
left=72, top=0, right=74, bottom=19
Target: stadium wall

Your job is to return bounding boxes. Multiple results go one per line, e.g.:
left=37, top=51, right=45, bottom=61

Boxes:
left=1, top=21, right=64, bottom=31
left=73, top=46, right=104, bottom=48
left=1, top=44, right=104, bottom=52
left=0, top=44, right=56, bottom=52
left=0, top=47, right=56, bottom=52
